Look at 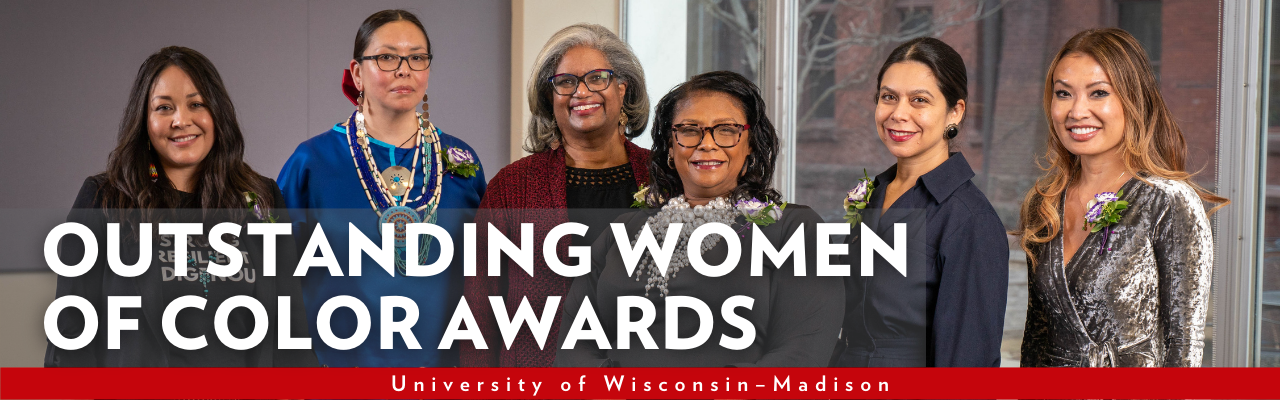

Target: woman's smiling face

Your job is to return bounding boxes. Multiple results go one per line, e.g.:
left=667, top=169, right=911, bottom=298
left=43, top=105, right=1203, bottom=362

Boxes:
left=874, top=60, right=963, bottom=162
left=1050, top=52, right=1126, bottom=158
left=551, top=45, right=627, bottom=138
left=147, top=65, right=214, bottom=175
left=670, top=91, right=751, bottom=201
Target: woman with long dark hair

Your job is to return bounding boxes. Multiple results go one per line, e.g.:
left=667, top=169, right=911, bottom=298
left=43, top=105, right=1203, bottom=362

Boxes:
left=1016, top=28, right=1227, bottom=367
left=553, top=71, right=843, bottom=367
left=834, top=37, right=1008, bottom=367
left=47, top=46, right=315, bottom=367
left=277, top=9, right=486, bottom=367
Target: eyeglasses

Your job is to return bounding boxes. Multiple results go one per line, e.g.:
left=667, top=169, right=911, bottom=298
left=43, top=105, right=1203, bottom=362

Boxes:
left=548, top=69, right=615, bottom=96
left=358, top=53, right=433, bottom=71
left=672, top=123, right=749, bottom=148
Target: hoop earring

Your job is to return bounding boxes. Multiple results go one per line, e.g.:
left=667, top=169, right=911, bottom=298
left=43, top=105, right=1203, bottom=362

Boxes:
left=945, top=123, right=959, bottom=139
left=667, top=153, right=675, bottom=169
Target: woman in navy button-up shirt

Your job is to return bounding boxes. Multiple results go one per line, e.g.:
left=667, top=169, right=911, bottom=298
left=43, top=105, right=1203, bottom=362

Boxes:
left=834, top=37, right=1009, bottom=367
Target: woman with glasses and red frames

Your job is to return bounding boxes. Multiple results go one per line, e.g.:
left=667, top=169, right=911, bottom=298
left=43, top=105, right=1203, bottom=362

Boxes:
left=552, top=71, right=843, bottom=367
left=833, top=37, right=1007, bottom=368
left=276, top=9, right=486, bottom=367
left=461, top=23, right=651, bottom=368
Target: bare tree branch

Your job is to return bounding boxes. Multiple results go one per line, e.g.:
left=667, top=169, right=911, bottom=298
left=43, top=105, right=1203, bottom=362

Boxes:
left=696, top=0, right=1006, bottom=127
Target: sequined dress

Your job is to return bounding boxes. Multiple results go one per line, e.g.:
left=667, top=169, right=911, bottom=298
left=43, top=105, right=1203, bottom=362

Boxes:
left=1020, top=176, right=1213, bottom=367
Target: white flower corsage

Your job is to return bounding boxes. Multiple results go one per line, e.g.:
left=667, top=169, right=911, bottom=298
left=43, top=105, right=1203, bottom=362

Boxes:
left=632, top=184, right=651, bottom=208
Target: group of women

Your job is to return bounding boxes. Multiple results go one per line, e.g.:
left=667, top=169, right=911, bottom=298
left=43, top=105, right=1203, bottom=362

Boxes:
left=47, top=8, right=1223, bottom=369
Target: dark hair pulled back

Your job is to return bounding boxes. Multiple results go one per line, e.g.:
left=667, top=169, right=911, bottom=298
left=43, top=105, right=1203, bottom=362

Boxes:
left=353, top=9, right=430, bottom=59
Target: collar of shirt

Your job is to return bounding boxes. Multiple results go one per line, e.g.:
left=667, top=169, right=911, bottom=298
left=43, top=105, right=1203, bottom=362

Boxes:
left=870, top=152, right=976, bottom=209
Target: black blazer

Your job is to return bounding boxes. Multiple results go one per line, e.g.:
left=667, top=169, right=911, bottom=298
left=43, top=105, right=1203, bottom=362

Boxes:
left=45, top=175, right=318, bottom=367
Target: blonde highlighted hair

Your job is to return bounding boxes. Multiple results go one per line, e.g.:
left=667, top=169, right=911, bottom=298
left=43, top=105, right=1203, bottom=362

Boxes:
left=1013, top=28, right=1228, bottom=263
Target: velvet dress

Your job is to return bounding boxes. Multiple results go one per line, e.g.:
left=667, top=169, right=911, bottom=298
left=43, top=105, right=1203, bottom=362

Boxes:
left=1020, top=176, right=1213, bottom=367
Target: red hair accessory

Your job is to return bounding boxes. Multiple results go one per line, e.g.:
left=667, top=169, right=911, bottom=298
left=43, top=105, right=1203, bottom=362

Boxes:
left=342, top=69, right=360, bottom=106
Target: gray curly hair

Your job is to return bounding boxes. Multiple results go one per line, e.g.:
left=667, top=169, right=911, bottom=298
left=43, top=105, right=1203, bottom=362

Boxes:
left=524, top=23, right=649, bottom=153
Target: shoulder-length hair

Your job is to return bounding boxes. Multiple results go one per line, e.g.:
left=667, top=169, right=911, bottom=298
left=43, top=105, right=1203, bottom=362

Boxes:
left=644, top=70, right=780, bottom=206
left=524, top=23, right=649, bottom=153
left=100, top=46, right=274, bottom=212
left=1014, top=28, right=1228, bottom=262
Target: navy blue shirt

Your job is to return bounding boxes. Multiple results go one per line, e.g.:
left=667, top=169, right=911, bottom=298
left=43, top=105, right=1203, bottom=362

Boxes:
left=838, top=152, right=1008, bottom=367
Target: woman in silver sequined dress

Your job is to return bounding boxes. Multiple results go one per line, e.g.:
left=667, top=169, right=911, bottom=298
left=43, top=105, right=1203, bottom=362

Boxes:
left=1015, top=28, right=1229, bottom=367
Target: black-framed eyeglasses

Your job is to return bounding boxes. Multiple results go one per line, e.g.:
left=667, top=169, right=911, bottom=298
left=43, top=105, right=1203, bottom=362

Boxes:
left=548, top=69, right=615, bottom=96
left=672, top=123, right=749, bottom=148
left=358, top=53, right=433, bottom=71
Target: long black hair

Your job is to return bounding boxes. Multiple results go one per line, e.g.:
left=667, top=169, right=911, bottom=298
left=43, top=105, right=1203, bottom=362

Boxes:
left=645, top=70, right=780, bottom=206
left=100, top=46, right=273, bottom=212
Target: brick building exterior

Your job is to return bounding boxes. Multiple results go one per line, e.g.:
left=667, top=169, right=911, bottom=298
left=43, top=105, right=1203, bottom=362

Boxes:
left=791, top=0, right=1224, bottom=365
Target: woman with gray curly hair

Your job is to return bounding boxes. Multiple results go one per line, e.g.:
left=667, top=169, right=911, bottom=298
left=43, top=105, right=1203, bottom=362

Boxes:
left=462, top=23, right=653, bottom=368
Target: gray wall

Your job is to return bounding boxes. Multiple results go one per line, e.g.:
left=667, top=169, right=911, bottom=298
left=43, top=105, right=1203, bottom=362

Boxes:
left=0, top=0, right=511, bottom=366
left=0, top=0, right=510, bottom=208
left=0, top=0, right=512, bottom=270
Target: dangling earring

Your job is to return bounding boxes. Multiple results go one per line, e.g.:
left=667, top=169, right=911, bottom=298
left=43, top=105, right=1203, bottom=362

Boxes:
left=421, top=93, right=430, bottom=120
left=149, top=163, right=159, bottom=182
left=945, top=123, right=959, bottom=139
left=618, top=111, right=629, bottom=132
left=667, top=153, right=675, bottom=169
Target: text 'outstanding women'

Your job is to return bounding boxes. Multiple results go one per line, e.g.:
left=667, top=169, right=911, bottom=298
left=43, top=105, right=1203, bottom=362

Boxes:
left=44, top=218, right=913, bottom=280
left=42, top=219, right=912, bottom=352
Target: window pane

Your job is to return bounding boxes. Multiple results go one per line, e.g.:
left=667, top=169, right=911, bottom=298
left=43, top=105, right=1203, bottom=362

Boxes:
left=792, top=0, right=1223, bottom=367
left=625, top=0, right=762, bottom=149
left=1262, top=0, right=1280, bottom=368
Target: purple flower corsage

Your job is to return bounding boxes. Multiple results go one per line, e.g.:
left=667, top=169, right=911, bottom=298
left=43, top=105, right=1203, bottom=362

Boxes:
left=243, top=191, right=277, bottom=223
left=736, top=198, right=785, bottom=227
left=444, top=147, right=479, bottom=178
left=843, top=169, right=875, bottom=229
left=1084, top=190, right=1128, bottom=254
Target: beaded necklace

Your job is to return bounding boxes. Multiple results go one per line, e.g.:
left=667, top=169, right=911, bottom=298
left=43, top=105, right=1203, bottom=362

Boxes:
left=345, top=110, right=444, bottom=274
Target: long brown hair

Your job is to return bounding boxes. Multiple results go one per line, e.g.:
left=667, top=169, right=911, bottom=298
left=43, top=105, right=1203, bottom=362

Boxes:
left=1013, top=28, right=1228, bottom=263
left=99, top=46, right=274, bottom=213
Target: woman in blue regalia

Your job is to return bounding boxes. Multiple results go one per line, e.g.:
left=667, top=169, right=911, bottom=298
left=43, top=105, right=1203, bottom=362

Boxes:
left=277, top=9, right=486, bottom=367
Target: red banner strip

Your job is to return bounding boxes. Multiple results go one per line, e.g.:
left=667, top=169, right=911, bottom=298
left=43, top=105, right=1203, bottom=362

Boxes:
left=2, top=367, right=1278, bottom=399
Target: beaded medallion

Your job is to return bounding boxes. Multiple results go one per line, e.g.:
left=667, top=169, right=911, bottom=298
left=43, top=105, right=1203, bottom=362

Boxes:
left=345, top=110, right=444, bottom=275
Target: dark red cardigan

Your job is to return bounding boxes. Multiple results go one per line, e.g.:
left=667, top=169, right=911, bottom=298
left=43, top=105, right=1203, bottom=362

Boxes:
left=461, top=141, right=651, bottom=367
